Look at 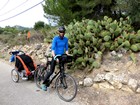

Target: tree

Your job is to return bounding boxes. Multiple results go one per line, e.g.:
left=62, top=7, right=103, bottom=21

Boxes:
left=43, top=0, right=116, bottom=25
left=43, top=0, right=140, bottom=29
left=114, top=0, right=140, bottom=29
left=34, top=21, right=45, bottom=30
left=0, top=27, right=4, bottom=34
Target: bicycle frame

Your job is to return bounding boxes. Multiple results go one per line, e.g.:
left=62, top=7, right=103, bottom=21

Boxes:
left=48, top=60, right=66, bottom=87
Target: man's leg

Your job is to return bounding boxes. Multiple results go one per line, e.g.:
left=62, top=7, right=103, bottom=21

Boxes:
left=43, top=57, right=56, bottom=85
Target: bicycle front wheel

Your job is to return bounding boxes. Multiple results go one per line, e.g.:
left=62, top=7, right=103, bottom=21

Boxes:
left=34, top=66, right=46, bottom=89
left=11, top=69, right=19, bottom=83
left=55, top=73, right=77, bottom=102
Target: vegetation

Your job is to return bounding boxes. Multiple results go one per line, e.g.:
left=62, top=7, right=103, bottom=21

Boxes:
left=0, top=26, right=29, bottom=46
left=44, top=16, right=140, bottom=71
left=43, top=0, right=140, bottom=29
left=34, top=21, right=45, bottom=30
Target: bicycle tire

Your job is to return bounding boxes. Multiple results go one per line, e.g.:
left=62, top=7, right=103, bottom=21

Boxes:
left=11, top=69, right=19, bottom=83
left=34, top=66, right=47, bottom=89
left=55, top=73, right=77, bottom=102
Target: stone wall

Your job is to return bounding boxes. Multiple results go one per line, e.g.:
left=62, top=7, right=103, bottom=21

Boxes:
left=79, top=51, right=140, bottom=94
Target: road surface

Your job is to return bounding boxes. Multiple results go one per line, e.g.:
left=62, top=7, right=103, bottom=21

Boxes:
left=0, top=61, right=81, bottom=105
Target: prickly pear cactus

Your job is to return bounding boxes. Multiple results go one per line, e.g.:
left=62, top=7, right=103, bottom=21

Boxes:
left=44, top=16, right=139, bottom=71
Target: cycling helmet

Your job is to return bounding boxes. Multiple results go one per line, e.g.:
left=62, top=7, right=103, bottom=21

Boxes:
left=58, top=26, right=66, bottom=33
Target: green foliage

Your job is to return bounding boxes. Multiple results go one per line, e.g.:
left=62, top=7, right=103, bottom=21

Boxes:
left=0, top=27, right=4, bottom=34
left=43, top=0, right=140, bottom=29
left=34, top=21, right=45, bottom=30
left=61, top=16, right=140, bottom=70
left=115, top=0, right=140, bottom=29
left=43, top=0, right=115, bottom=25
left=130, top=52, right=137, bottom=63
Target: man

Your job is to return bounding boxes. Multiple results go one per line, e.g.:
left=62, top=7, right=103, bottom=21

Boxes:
left=41, top=26, right=69, bottom=91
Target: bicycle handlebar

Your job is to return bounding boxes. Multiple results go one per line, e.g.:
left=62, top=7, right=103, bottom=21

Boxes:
left=53, top=55, right=61, bottom=60
left=53, top=54, right=73, bottom=63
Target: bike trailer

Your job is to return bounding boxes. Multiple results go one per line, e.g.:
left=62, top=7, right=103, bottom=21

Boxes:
left=15, top=53, right=37, bottom=76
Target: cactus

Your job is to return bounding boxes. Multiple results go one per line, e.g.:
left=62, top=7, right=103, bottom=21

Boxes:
left=43, top=16, right=138, bottom=70
left=100, top=30, right=111, bottom=37
left=91, top=61, right=101, bottom=69
left=130, top=44, right=138, bottom=52
left=104, top=35, right=111, bottom=42
left=123, top=40, right=130, bottom=48
left=130, top=53, right=137, bottom=63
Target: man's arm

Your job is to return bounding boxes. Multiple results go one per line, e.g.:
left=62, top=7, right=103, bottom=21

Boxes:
left=65, top=38, right=69, bottom=55
left=51, top=37, right=56, bottom=57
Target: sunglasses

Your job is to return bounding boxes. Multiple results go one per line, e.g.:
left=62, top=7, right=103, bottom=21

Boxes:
left=59, top=31, right=65, bottom=33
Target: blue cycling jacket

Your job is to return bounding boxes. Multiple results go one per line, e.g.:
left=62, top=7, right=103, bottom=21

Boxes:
left=51, top=36, right=68, bottom=55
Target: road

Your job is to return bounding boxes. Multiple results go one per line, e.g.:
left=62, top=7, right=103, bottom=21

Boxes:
left=0, top=61, right=81, bottom=105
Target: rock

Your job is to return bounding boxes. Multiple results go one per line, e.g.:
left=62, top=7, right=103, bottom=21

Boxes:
left=119, top=48, right=127, bottom=54
left=110, top=51, right=117, bottom=56
left=118, top=53, right=123, bottom=58
left=45, top=44, right=52, bottom=55
left=113, top=68, right=119, bottom=72
left=38, top=54, right=44, bottom=59
left=83, top=77, right=93, bottom=87
left=36, top=50, right=43, bottom=55
left=121, top=85, right=133, bottom=93
left=40, top=58, right=47, bottom=63
left=110, top=81, right=123, bottom=89
left=93, top=74, right=105, bottom=82
left=99, top=82, right=114, bottom=89
left=136, top=87, right=140, bottom=93
left=128, top=78, right=138, bottom=92
left=79, top=81, right=84, bottom=86
left=105, top=73, right=114, bottom=81
left=28, top=50, right=34, bottom=55
left=34, top=44, right=42, bottom=50
left=92, top=83, right=99, bottom=88
left=113, top=73, right=129, bottom=85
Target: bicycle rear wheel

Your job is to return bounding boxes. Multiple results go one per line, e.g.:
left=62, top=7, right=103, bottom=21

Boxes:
left=11, top=69, right=19, bottom=83
left=55, top=73, right=77, bottom=102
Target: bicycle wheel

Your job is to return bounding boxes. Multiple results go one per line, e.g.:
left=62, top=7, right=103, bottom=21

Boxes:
left=34, top=66, right=47, bottom=89
left=55, top=73, right=77, bottom=102
left=11, top=69, right=19, bottom=83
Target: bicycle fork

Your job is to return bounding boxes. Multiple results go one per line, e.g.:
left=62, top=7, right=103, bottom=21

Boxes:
left=59, top=63, right=67, bottom=89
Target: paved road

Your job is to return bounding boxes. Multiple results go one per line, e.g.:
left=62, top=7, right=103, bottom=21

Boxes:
left=0, top=61, right=81, bottom=105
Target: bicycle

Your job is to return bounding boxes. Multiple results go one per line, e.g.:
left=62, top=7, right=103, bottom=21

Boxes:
left=34, top=54, right=77, bottom=102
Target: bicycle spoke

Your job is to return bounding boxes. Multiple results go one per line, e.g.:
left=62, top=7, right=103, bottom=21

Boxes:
left=11, top=69, right=19, bottom=83
left=35, top=66, right=47, bottom=89
left=55, top=74, right=77, bottom=102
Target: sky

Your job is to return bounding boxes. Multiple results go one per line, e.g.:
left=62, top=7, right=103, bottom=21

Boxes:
left=0, top=0, right=49, bottom=28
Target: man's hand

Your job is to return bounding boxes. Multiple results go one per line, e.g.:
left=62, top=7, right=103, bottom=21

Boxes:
left=52, top=50, right=55, bottom=57
left=54, top=57, right=59, bottom=63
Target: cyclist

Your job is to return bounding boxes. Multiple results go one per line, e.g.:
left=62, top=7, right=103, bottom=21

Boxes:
left=41, top=26, right=69, bottom=91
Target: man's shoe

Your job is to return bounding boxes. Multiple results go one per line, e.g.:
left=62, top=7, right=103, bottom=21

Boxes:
left=41, top=84, right=47, bottom=91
